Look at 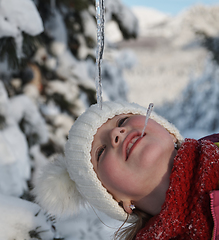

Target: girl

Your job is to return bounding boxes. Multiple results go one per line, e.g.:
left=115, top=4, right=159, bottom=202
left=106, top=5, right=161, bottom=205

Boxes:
left=34, top=101, right=219, bottom=240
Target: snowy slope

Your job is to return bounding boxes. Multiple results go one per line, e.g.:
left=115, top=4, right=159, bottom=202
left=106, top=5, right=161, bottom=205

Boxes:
left=131, top=7, right=171, bottom=35
left=117, top=4, right=219, bottom=108
left=108, top=4, right=219, bottom=42
left=121, top=4, right=219, bottom=141
left=105, top=6, right=169, bottom=42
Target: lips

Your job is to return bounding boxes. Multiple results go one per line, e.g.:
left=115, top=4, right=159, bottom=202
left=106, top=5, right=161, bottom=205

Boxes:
left=126, top=136, right=139, bottom=158
left=124, top=132, right=145, bottom=160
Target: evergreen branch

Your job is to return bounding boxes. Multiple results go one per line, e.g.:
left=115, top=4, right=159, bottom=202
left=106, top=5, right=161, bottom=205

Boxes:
left=0, top=37, right=19, bottom=69
left=0, top=33, right=43, bottom=70
left=197, top=31, right=219, bottom=65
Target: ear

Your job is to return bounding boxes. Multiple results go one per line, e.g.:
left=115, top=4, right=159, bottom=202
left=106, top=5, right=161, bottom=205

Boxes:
left=33, top=155, right=85, bottom=218
left=122, top=200, right=133, bottom=214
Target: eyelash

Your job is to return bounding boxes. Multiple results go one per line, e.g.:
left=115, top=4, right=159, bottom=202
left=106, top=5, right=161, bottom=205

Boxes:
left=117, top=117, right=129, bottom=127
left=97, top=145, right=106, bottom=162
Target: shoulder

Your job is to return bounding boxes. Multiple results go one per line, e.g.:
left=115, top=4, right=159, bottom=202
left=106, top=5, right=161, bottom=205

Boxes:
left=198, top=133, right=219, bottom=143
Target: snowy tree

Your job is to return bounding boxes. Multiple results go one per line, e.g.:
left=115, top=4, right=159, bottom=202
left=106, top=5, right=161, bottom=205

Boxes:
left=200, top=35, right=219, bottom=65
left=157, top=5, right=219, bottom=139
left=0, top=0, right=138, bottom=155
left=0, top=0, right=138, bottom=179
left=157, top=60, right=219, bottom=138
left=0, top=193, right=58, bottom=239
left=0, top=0, right=138, bottom=238
left=0, top=81, right=47, bottom=197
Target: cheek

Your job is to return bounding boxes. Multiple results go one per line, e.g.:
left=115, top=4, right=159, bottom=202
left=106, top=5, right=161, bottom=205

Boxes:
left=98, top=157, right=140, bottom=199
left=148, top=120, right=172, bottom=140
left=98, top=156, right=121, bottom=188
left=128, top=115, right=145, bottom=128
left=138, top=144, right=163, bottom=168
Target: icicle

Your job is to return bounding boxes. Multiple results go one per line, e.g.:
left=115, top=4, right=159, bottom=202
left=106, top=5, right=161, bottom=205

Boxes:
left=141, top=103, right=154, bottom=137
left=95, top=0, right=105, bottom=109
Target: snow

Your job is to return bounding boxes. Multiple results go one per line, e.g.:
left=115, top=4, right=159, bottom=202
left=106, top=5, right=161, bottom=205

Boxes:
left=81, top=9, right=97, bottom=45
left=105, top=6, right=169, bottom=42
left=0, top=0, right=43, bottom=38
left=77, top=9, right=97, bottom=60
left=0, top=124, right=29, bottom=197
left=104, top=5, right=219, bottom=111
left=46, top=80, right=79, bottom=104
left=1, top=1, right=219, bottom=239
left=0, top=0, right=43, bottom=58
left=124, top=45, right=208, bottom=108
left=105, top=21, right=123, bottom=43
left=55, top=208, right=129, bottom=240
left=116, top=5, right=219, bottom=110
left=119, top=5, right=219, bottom=140
left=105, top=0, right=138, bottom=42
left=132, top=7, right=170, bottom=33
left=0, top=194, right=55, bottom=240
left=107, top=4, right=219, bottom=46
left=44, top=8, right=67, bottom=44
left=0, top=82, right=48, bottom=197
left=9, top=95, right=48, bottom=144
left=157, top=60, right=219, bottom=139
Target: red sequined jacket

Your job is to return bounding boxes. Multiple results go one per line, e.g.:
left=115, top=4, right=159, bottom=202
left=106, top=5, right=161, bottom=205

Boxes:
left=135, top=134, right=219, bottom=240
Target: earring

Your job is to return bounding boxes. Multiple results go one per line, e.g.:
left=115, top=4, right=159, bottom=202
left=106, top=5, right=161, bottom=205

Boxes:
left=130, top=204, right=135, bottom=210
left=174, top=142, right=178, bottom=149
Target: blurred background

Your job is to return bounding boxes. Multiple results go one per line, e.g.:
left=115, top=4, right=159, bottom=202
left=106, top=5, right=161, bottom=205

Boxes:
left=0, top=0, right=219, bottom=239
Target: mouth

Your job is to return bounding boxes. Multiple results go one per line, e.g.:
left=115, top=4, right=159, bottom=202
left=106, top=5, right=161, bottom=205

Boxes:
left=125, top=133, right=146, bottom=160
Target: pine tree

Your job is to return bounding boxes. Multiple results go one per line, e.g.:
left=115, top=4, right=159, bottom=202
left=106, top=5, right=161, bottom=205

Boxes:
left=0, top=0, right=138, bottom=196
left=0, top=0, right=138, bottom=238
left=156, top=5, right=219, bottom=137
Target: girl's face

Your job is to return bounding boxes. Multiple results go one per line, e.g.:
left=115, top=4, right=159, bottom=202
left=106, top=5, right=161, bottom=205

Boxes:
left=91, top=114, right=176, bottom=214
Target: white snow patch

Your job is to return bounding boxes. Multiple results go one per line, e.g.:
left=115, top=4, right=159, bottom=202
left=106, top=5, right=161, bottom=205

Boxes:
left=0, top=124, right=30, bottom=196
left=0, top=194, right=55, bottom=240
left=0, top=0, right=43, bottom=38
left=0, top=0, right=44, bottom=58
left=132, top=6, right=170, bottom=34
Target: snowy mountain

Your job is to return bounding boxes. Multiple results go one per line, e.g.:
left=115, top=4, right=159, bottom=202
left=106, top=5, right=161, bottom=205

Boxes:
left=105, top=6, right=169, bottom=42
left=131, top=7, right=171, bottom=35
left=144, top=4, right=219, bottom=46
left=107, top=4, right=219, bottom=43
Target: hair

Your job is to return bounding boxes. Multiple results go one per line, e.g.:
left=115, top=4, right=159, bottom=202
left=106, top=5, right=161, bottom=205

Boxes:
left=114, top=209, right=152, bottom=240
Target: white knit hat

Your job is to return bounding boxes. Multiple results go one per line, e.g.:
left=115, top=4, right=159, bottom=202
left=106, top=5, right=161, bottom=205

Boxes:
left=34, top=101, right=184, bottom=223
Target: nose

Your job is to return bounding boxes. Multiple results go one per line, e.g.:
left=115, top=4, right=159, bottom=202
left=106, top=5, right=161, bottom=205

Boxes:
left=110, top=127, right=126, bottom=147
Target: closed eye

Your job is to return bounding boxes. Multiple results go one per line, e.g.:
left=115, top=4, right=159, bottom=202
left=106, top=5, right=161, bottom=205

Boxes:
left=117, top=117, right=129, bottom=127
left=97, top=145, right=106, bottom=162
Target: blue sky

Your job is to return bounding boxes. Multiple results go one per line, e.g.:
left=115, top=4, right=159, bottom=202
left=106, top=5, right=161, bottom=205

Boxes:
left=122, top=0, right=219, bottom=15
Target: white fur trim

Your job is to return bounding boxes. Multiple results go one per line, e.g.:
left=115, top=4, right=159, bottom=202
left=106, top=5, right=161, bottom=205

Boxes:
left=33, top=155, right=85, bottom=217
